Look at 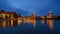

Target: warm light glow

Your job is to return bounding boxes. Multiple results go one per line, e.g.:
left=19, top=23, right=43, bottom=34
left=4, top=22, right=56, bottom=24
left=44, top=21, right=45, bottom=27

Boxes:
left=32, top=20, right=36, bottom=28
left=10, top=20, right=14, bottom=27
left=7, top=14, right=9, bottom=18
left=17, top=17, right=22, bottom=25
left=10, top=15, right=14, bottom=19
left=24, top=19, right=36, bottom=28
left=41, top=16, right=45, bottom=19
left=3, top=14, right=6, bottom=19
left=46, top=20, right=54, bottom=29
left=2, top=20, right=6, bottom=28
left=18, top=19, right=22, bottom=25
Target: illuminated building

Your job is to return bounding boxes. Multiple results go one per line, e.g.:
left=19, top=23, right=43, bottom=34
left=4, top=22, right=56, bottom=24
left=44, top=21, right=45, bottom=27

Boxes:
left=0, top=10, right=17, bottom=19
left=31, top=12, right=36, bottom=20
left=46, top=11, right=54, bottom=18
left=41, top=16, right=46, bottom=19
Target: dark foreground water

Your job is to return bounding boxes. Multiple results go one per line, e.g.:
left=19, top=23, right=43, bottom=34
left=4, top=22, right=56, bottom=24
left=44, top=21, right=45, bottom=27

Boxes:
left=0, top=20, right=60, bottom=34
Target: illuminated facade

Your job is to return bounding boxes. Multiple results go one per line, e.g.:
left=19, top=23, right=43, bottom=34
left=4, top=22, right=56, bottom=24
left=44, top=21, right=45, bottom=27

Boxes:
left=46, top=11, right=54, bottom=18
left=31, top=12, right=36, bottom=20
left=0, top=10, right=17, bottom=19
left=0, top=10, right=59, bottom=20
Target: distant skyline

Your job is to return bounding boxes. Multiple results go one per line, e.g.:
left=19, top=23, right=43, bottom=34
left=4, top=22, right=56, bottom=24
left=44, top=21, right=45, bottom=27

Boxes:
left=0, top=0, right=60, bottom=16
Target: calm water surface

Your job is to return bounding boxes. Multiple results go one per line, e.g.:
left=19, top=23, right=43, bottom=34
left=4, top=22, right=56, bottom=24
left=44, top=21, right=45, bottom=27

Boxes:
left=0, top=20, right=60, bottom=34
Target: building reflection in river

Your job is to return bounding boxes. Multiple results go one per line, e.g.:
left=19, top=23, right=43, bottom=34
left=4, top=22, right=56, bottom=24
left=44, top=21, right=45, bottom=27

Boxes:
left=1, top=19, right=36, bottom=28
left=17, top=17, right=22, bottom=26
left=1, top=20, right=6, bottom=28
left=24, top=19, right=36, bottom=28
left=10, top=20, right=14, bottom=27
left=41, top=20, right=54, bottom=29
left=0, top=19, right=54, bottom=30
left=41, top=20, right=45, bottom=25
left=46, top=20, right=54, bottom=29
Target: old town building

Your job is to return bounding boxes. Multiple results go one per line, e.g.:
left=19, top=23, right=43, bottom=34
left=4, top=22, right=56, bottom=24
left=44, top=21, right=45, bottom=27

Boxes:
left=0, top=10, right=17, bottom=19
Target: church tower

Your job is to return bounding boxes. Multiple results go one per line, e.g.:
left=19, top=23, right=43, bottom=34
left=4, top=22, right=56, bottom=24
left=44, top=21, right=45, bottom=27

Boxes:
left=32, top=12, right=36, bottom=17
left=46, top=11, right=54, bottom=18
left=48, top=11, right=54, bottom=17
left=31, top=12, right=36, bottom=19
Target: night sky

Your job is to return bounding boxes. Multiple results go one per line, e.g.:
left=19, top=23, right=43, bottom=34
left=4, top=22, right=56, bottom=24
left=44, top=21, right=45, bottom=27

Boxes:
left=0, top=0, right=60, bottom=16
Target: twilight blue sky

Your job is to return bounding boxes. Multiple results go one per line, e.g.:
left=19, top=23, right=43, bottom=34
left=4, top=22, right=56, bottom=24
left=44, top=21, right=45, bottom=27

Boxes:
left=0, top=0, right=60, bottom=16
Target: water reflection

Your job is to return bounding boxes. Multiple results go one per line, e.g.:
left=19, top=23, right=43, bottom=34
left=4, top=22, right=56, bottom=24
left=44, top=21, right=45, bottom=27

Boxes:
left=41, top=20, right=54, bottom=29
left=41, top=20, right=45, bottom=25
left=46, top=20, right=54, bottom=29
left=10, top=20, right=14, bottom=27
left=0, top=19, right=54, bottom=29
left=18, top=19, right=22, bottom=26
left=24, top=19, right=36, bottom=27
left=1, top=20, right=6, bottom=28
